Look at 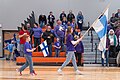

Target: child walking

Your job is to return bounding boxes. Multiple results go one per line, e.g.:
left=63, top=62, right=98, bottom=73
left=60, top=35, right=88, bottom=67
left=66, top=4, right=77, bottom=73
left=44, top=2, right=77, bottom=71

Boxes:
left=57, top=26, right=82, bottom=75
left=16, top=35, right=37, bottom=76
left=6, top=40, right=15, bottom=60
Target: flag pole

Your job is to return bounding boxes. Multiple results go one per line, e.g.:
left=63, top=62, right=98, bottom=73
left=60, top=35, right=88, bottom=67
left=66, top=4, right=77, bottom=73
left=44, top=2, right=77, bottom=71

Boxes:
left=81, top=3, right=110, bottom=39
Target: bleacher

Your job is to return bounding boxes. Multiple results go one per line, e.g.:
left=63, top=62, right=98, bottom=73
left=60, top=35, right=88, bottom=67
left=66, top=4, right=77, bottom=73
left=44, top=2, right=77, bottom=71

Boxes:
left=16, top=27, right=84, bottom=65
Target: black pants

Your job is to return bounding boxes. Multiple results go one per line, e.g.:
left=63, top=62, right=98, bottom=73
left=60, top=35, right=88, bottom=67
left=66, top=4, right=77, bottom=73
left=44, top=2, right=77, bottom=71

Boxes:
left=77, top=23, right=83, bottom=31
left=34, top=37, right=41, bottom=52
left=75, top=52, right=82, bottom=66
left=109, top=45, right=117, bottom=58
left=49, top=22, right=54, bottom=29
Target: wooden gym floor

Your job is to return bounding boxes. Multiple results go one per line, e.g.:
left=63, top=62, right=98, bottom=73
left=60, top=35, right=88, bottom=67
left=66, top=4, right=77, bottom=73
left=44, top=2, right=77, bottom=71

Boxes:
left=0, top=60, right=120, bottom=80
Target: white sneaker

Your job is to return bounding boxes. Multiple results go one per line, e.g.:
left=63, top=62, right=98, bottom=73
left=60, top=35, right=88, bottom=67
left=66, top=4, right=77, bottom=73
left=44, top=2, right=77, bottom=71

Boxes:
left=57, top=69, right=63, bottom=75
left=75, top=70, right=82, bottom=75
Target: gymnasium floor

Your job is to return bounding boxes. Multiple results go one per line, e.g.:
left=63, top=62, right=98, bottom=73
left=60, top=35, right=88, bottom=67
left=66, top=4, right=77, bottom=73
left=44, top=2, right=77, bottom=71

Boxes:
left=0, top=60, right=120, bottom=80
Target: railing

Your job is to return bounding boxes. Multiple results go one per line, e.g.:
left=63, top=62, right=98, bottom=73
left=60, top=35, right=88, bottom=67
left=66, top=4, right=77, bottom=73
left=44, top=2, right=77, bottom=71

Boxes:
left=88, top=22, right=94, bottom=52
left=95, top=43, right=98, bottom=63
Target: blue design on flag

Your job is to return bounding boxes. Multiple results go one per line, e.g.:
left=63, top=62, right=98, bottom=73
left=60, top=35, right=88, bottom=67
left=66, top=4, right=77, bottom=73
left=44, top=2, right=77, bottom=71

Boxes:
left=93, top=8, right=108, bottom=58
left=39, top=40, right=49, bottom=57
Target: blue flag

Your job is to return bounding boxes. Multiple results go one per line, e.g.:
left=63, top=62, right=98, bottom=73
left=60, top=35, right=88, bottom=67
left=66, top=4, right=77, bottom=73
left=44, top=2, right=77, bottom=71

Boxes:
left=39, top=40, right=49, bottom=57
left=93, top=8, right=108, bottom=58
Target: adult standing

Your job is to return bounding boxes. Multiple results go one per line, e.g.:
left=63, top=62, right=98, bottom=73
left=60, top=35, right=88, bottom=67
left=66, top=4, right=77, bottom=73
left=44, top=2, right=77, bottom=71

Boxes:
left=48, top=11, right=55, bottom=29
left=32, top=23, right=42, bottom=52
left=67, top=10, right=75, bottom=23
left=42, top=25, right=54, bottom=57
left=77, top=11, right=84, bottom=31
left=19, top=23, right=30, bottom=57
left=60, top=11, right=66, bottom=21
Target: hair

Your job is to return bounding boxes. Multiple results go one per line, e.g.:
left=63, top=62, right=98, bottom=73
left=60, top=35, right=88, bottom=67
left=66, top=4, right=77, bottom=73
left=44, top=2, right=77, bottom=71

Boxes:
left=34, top=23, right=38, bottom=26
left=67, top=26, right=72, bottom=35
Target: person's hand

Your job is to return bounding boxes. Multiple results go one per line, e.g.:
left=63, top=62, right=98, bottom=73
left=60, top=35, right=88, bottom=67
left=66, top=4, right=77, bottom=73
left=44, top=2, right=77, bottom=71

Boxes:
left=32, top=48, right=36, bottom=51
left=106, top=48, right=108, bottom=50
left=23, top=33, right=27, bottom=36
left=47, top=36, right=51, bottom=38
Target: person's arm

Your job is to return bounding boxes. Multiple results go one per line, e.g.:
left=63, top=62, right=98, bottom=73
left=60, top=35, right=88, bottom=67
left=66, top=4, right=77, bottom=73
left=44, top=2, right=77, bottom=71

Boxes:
left=19, top=33, right=27, bottom=38
left=26, top=48, right=36, bottom=52
left=71, top=37, right=83, bottom=45
left=54, top=27, right=59, bottom=38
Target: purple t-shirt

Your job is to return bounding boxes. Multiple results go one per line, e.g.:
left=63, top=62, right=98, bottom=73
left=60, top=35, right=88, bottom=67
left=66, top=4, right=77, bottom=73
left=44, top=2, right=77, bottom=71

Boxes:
left=32, top=27, right=42, bottom=38
left=24, top=42, right=32, bottom=56
left=66, top=34, right=75, bottom=51
left=54, top=41, right=61, bottom=50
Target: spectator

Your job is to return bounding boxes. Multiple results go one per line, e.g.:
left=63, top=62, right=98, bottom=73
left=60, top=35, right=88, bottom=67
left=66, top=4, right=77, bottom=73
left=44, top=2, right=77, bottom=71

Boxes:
left=101, top=36, right=110, bottom=67
left=115, top=9, right=120, bottom=18
left=108, top=29, right=118, bottom=58
left=70, top=19, right=76, bottom=30
left=48, top=11, right=55, bottom=29
left=54, top=38, right=61, bottom=57
left=42, top=25, right=54, bottom=57
left=32, top=23, right=42, bottom=52
left=54, top=19, right=65, bottom=51
left=60, top=11, right=66, bottom=21
left=74, top=34, right=84, bottom=66
left=62, top=17, right=68, bottom=30
left=110, top=13, right=117, bottom=23
left=38, top=14, right=47, bottom=28
left=67, top=10, right=75, bottom=23
left=73, top=28, right=81, bottom=37
left=115, top=27, right=120, bottom=52
left=6, top=40, right=15, bottom=60
left=77, top=11, right=84, bottom=31
left=19, top=23, right=30, bottom=57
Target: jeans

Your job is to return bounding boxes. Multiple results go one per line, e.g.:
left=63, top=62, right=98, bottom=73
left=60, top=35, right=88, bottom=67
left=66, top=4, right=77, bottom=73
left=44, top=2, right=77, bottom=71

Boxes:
left=101, top=50, right=109, bottom=66
left=34, top=37, right=41, bottom=51
left=55, top=49, right=60, bottom=57
left=59, top=37, right=65, bottom=51
left=40, top=22, right=45, bottom=28
left=19, top=54, right=34, bottom=73
left=59, top=51, right=78, bottom=71
left=48, top=44, right=52, bottom=57
left=20, top=44, right=24, bottom=57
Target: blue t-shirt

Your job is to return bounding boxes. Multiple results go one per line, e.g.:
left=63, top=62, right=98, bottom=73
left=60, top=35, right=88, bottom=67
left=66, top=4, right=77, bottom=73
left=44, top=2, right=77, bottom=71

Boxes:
left=54, top=41, right=61, bottom=50
left=24, top=42, right=32, bottom=56
left=66, top=34, right=75, bottom=51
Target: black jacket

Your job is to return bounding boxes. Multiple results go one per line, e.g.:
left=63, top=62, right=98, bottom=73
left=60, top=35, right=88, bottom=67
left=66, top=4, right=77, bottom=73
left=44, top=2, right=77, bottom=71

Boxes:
left=48, top=15, right=55, bottom=23
left=42, top=30, right=54, bottom=45
left=39, top=15, right=47, bottom=24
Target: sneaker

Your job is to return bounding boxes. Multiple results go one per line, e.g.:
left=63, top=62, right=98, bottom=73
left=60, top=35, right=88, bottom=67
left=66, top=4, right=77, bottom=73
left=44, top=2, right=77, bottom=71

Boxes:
left=16, top=69, right=22, bottom=76
left=75, top=70, right=82, bottom=75
left=33, top=70, right=37, bottom=75
left=57, top=69, right=63, bottom=75
left=30, top=73, right=35, bottom=76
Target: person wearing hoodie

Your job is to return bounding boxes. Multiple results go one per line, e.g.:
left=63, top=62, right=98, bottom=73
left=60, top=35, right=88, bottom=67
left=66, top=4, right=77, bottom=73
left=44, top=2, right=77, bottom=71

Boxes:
left=108, top=29, right=118, bottom=58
